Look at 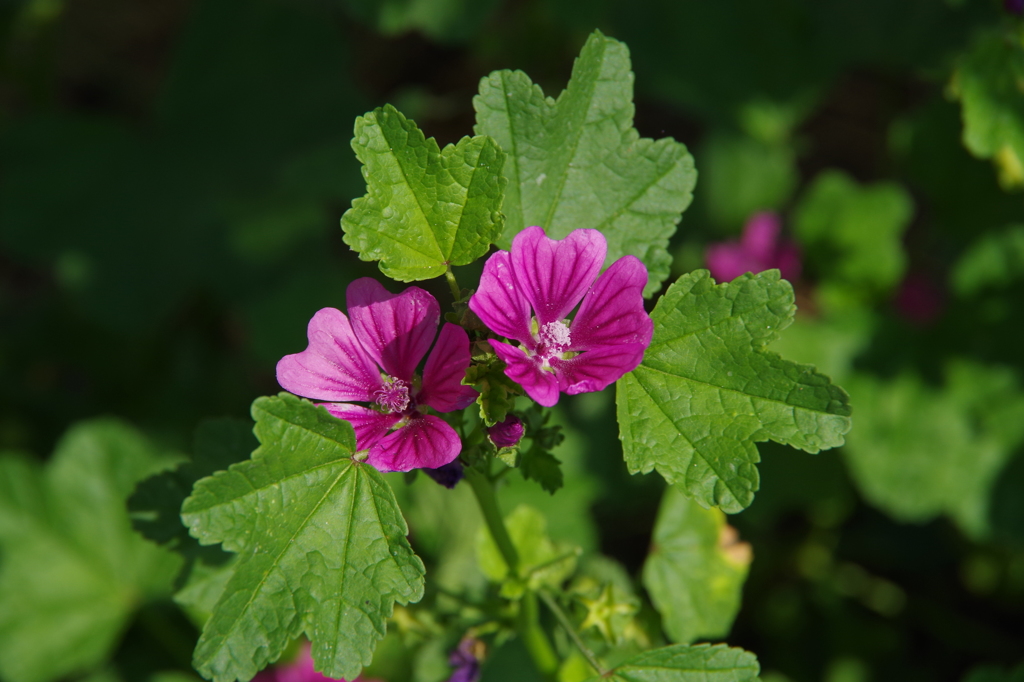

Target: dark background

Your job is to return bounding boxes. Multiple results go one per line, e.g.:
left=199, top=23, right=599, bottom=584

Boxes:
left=2, top=1, right=1023, bottom=681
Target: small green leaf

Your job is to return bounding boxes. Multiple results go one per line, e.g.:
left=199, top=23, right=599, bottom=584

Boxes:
left=952, top=224, right=1024, bottom=296
left=182, top=393, right=425, bottom=682
left=0, top=420, right=182, bottom=682
left=793, top=170, right=912, bottom=294
left=952, top=28, right=1024, bottom=190
left=463, top=347, right=521, bottom=426
left=843, top=362, right=1024, bottom=539
left=474, top=30, right=696, bottom=296
left=341, top=104, right=507, bottom=281
left=519, top=447, right=563, bottom=494
left=643, top=487, right=750, bottom=644
left=586, top=643, right=760, bottom=682
left=616, top=270, right=852, bottom=512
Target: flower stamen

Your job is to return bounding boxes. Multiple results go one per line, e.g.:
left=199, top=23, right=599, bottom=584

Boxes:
left=539, top=320, right=572, bottom=353
left=374, top=377, right=411, bottom=413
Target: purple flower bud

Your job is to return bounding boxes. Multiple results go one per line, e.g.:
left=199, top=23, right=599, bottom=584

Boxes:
left=1006, top=0, right=1024, bottom=15
left=424, top=460, right=464, bottom=489
left=487, top=415, right=524, bottom=448
left=448, top=638, right=484, bottom=682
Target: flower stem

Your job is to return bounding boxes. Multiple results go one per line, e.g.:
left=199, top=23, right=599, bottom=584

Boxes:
left=464, top=466, right=559, bottom=680
left=445, top=265, right=462, bottom=301
left=538, top=589, right=608, bottom=677
left=464, top=466, right=519, bottom=573
left=519, top=591, right=561, bottom=679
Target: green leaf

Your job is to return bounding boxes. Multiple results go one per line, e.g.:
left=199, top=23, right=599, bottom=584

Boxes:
left=842, top=362, right=1024, bottom=539
left=181, top=393, right=425, bottom=682
left=616, top=270, right=852, bottom=512
left=474, top=30, right=696, bottom=296
left=952, top=28, right=1024, bottom=190
left=463, top=345, right=521, bottom=426
left=0, top=420, right=182, bottom=682
left=476, top=505, right=578, bottom=598
left=702, top=132, right=798, bottom=230
left=341, top=105, right=507, bottom=281
left=586, top=643, right=760, bottom=682
left=130, top=418, right=257, bottom=553
left=642, top=486, right=750, bottom=644
left=952, top=224, right=1024, bottom=296
left=519, top=447, right=564, bottom=494
left=793, top=170, right=912, bottom=294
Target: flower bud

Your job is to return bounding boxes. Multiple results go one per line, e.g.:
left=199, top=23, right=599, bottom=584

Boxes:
left=487, top=415, right=524, bottom=448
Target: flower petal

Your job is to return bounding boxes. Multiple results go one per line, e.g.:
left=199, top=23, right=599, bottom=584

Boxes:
left=347, top=277, right=440, bottom=380
left=320, top=403, right=400, bottom=452
left=510, top=226, right=606, bottom=326
left=570, top=256, right=653, bottom=351
left=468, top=250, right=533, bottom=343
left=418, top=323, right=478, bottom=412
left=705, top=242, right=755, bottom=282
left=775, top=242, right=802, bottom=282
left=277, top=308, right=383, bottom=402
left=367, top=414, right=462, bottom=472
left=740, top=212, right=782, bottom=263
left=489, top=340, right=560, bottom=407
left=551, top=344, right=648, bottom=395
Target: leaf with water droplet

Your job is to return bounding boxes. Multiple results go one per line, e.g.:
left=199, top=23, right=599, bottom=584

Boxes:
left=616, top=270, right=851, bottom=512
left=182, top=393, right=425, bottom=682
left=474, top=30, right=696, bottom=296
left=342, top=105, right=507, bottom=281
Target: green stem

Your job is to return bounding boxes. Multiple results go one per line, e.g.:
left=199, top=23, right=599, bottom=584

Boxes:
left=519, top=591, right=561, bottom=680
left=538, top=590, right=608, bottom=677
left=464, top=466, right=519, bottom=573
left=445, top=265, right=462, bottom=301
left=464, top=467, right=559, bottom=680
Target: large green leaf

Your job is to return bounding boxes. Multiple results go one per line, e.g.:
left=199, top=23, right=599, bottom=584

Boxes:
left=843, top=362, right=1024, bottom=539
left=642, top=487, right=750, bottom=644
left=952, top=28, right=1024, bottom=190
left=182, top=394, right=425, bottom=682
left=0, top=420, right=182, bottom=682
left=474, top=30, right=696, bottom=296
left=585, top=643, right=760, bottom=682
left=341, top=105, right=507, bottom=281
left=616, top=270, right=851, bottom=513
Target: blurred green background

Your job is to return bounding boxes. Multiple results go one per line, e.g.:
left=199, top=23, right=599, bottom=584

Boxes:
left=2, top=1, right=1024, bottom=681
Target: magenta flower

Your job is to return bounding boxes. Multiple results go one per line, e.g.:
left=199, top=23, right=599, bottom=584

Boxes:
left=277, top=278, right=477, bottom=473
left=705, top=212, right=801, bottom=283
left=468, top=226, right=653, bottom=408
left=253, top=642, right=380, bottom=682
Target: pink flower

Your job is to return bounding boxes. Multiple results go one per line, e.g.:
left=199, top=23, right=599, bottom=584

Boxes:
left=468, top=226, right=653, bottom=407
left=705, top=212, right=801, bottom=283
left=253, top=642, right=381, bottom=682
left=277, top=278, right=477, bottom=472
